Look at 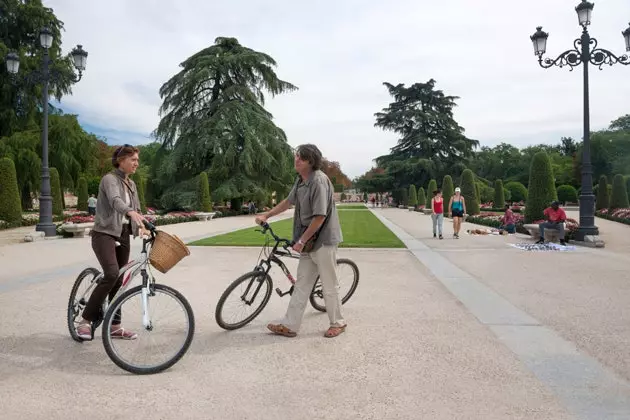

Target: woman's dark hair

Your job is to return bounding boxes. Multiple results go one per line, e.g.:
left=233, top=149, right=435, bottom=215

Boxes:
left=111, top=144, right=139, bottom=168
left=433, top=188, right=441, bottom=196
left=505, top=203, right=511, bottom=209
left=295, top=143, right=322, bottom=170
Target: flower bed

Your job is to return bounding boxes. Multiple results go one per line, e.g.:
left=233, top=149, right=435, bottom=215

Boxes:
left=466, top=212, right=580, bottom=240
left=596, top=208, right=630, bottom=225
left=479, top=202, right=523, bottom=213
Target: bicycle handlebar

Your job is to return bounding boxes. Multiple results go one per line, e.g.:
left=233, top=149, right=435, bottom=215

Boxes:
left=258, top=222, right=293, bottom=249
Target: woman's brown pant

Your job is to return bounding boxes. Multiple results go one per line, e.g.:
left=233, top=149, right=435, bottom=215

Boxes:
left=82, top=224, right=131, bottom=324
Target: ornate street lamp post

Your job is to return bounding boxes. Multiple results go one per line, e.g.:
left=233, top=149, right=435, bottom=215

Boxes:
left=4, top=28, right=87, bottom=237
left=530, top=0, right=630, bottom=241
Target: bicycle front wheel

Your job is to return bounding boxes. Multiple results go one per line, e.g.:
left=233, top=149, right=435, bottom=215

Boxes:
left=215, top=271, right=273, bottom=330
left=309, top=258, right=360, bottom=312
left=102, top=284, right=195, bottom=375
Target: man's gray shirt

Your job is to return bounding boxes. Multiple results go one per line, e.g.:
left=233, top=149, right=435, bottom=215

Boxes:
left=287, top=170, right=342, bottom=248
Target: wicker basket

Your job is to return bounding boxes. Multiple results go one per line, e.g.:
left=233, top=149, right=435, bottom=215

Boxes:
left=149, top=230, right=191, bottom=273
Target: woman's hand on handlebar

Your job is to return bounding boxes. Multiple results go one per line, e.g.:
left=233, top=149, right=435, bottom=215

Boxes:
left=127, top=210, right=146, bottom=227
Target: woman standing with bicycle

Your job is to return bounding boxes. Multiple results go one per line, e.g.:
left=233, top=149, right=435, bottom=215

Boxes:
left=76, top=145, right=147, bottom=341
left=255, top=144, right=347, bottom=338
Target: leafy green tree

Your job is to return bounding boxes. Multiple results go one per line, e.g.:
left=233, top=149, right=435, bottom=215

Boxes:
left=556, top=185, right=578, bottom=205
left=400, top=187, right=408, bottom=206
left=418, top=187, right=426, bottom=207
left=49, top=167, right=63, bottom=216
left=494, top=179, right=505, bottom=208
left=197, top=172, right=212, bottom=212
left=77, top=177, right=88, bottom=211
left=610, top=174, right=629, bottom=210
left=596, top=175, right=609, bottom=210
left=0, top=157, right=23, bottom=224
left=373, top=79, right=479, bottom=191
left=154, top=37, right=297, bottom=210
left=459, top=169, right=479, bottom=215
left=609, top=114, right=630, bottom=131
left=525, top=152, right=557, bottom=223
left=441, top=175, right=454, bottom=211
left=408, top=184, right=418, bottom=207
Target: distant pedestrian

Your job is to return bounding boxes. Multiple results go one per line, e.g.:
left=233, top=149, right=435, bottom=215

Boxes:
left=448, top=187, right=466, bottom=239
left=431, top=189, right=444, bottom=239
left=87, top=194, right=97, bottom=216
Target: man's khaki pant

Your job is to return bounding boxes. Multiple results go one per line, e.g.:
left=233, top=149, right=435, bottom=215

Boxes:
left=279, top=245, right=346, bottom=332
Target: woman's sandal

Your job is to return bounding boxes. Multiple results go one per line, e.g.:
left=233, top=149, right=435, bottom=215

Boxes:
left=110, top=327, right=138, bottom=340
left=76, top=323, right=93, bottom=341
left=267, top=323, right=297, bottom=337
left=324, top=325, right=346, bottom=338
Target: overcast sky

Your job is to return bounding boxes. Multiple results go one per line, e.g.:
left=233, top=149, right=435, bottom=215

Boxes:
left=45, top=0, right=630, bottom=178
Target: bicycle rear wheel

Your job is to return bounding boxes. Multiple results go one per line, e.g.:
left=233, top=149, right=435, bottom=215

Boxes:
left=67, top=267, right=103, bottom=342
left=102, top=283, right=195, bottom=375
left=309, top=258, right=359, bottom=313
left=215, top=271, right=273, bottom=330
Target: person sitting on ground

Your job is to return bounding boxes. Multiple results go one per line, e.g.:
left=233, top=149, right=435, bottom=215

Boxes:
left=535, top=200, right=567, bottom=245
left=500, top=204, right=516, bottom=234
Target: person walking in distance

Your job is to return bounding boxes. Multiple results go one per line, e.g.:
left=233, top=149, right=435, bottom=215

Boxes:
left=75, top=145, right=148, bottom=340
left=448, top=187, right=466, bottom=239
left=255, top=144, right=346, bottom=338
left=431, top=188, right=444, bottom=239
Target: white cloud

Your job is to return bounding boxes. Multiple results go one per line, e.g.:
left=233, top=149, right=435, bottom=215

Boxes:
left=43, top=0, right=630, bottom=178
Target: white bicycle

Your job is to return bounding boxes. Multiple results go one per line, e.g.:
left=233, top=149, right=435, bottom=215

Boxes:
left=67, top=221, right=195, bottom=375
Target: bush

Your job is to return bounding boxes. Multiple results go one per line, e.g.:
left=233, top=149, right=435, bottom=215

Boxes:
left=408, top=184, right=418, bottom=207
left=77, top=177, right=88, bottom=211
left=400, top=187, right=408, bottom=206
left=418, top=187, right=426, bottom=207
left=363, top=192, right=368, bottom=202
left=340, top=192, right=346, bottom=201
left=196, top=172, right=212, bottom=212
left=442, top=175, right=454, bottom=211
left=525, top=151, right=557, bottom=223
left=50, top=168, right=63, bottom=216
left=479, top=183, right=494, bottom=204
left=427, top=179, right=437, bottom=197
left=556, top=184, right=578, bottom=205
left=504, top=188, right=511, bottom=201
left=334, top=184, right=344, bottom=193
left=610, top=174, right=629, bottom=210
left=595, top=175, right=609, bottom=210
left=494, top=179, right=505, bottom=208
left=505, top=181, right=528, bottom=203
left=626, top=176, right=630, bottom=200
left=87, top=176, right=101, bottom=196
left=459, top=169, right=480, bottom=215
left=132, top=173, right=147, bottom=213
left=0, top=157, right=23, bottom=225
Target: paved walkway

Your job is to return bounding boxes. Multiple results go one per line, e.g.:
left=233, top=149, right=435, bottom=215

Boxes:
left=1, top=206, right=629, bottom=419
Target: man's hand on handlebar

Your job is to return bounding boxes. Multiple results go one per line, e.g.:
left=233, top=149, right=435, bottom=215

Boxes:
left=254, top=214, right=268, bottom=226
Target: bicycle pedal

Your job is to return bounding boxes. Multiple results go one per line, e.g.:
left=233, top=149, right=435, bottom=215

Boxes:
left=275, top=287, right=284, bottom=297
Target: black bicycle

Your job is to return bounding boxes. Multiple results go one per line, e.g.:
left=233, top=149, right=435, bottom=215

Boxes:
left=214, top=222, right=359, bottom=330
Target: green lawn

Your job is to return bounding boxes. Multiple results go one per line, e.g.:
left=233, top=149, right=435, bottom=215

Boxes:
left=336, top=204, right=368, bottom=210
left=189, top=210, right=404, bottom=248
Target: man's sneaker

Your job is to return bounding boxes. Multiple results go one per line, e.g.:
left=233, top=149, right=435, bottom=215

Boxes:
left=560, top=239, right=566, bottom=246
left=433, top=233, right=437, bottom=238
left=535, top=238, right=545, bottom=244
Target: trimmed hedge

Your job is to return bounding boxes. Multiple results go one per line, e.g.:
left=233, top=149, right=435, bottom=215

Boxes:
left=0, top=157, right=23, bottom=225
left=610, top=174, right=629, bottom=210
left=505, top=181, right=528, bottom=203
left=408, top=184, right=418, bottom=207
left=494, top=179, right=505, bottom=209
left=400, top=188, right=408, bottom=206
left=77, top=177, right=88, bottom=211
left=442, top=175, right=454, bottom=212
left=459, top=169, right=480, bottom=215
left=557, top=184, right=578, bottom=205
left=525, top=151, right=556, bottom=223
left=418, top=187, right=426, bottom=207
left=596, top=175, right=609, bottom=210
left=50, top=168, right=64, bottom=216
left=427, top=179, right=437, bottom=197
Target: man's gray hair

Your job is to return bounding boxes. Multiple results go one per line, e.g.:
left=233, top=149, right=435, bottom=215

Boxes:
left=295, top=143, right=323, bottom=171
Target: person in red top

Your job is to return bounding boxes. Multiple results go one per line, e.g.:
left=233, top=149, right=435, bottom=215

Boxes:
left=536, top=200, right=567, bottom=245
left=500, top=204, right=516, bottom=234
left=431, top=188, right=444, bottom=239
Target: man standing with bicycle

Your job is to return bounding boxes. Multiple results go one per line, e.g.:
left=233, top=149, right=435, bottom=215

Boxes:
left=255, top=144, right=346, bottom=338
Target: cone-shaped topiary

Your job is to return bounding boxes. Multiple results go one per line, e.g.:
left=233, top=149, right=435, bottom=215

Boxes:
left=610, top=174, right=629, bottom=210
left=418, top=187, right=426, bottom=207
left=595, top=175, right=609, bottom=210
left=494, top=179, right=505, bottom=208
left=197, top=172, right=212, bottom=212
left=626, top=176, right=630, bottom=201
left=459, top=169, right=480, bottom=215
left=77, top=177, right=88, bottom=211
left=408, top=184, right=418, bottom=207
left=525, top=151, right=557, bottom=223
left=442, top=175, right=454, bottom=212
left=0, top=157, right=23, bottom=225
left=427, top=179, right=437, bottom=197
left=132, top=173, right=147, bottom=213
left=49, top=168, right=63, bottom=216
left=556, top=185, right=578, bottom=205
left=400, top=187, right=408, bottom=206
